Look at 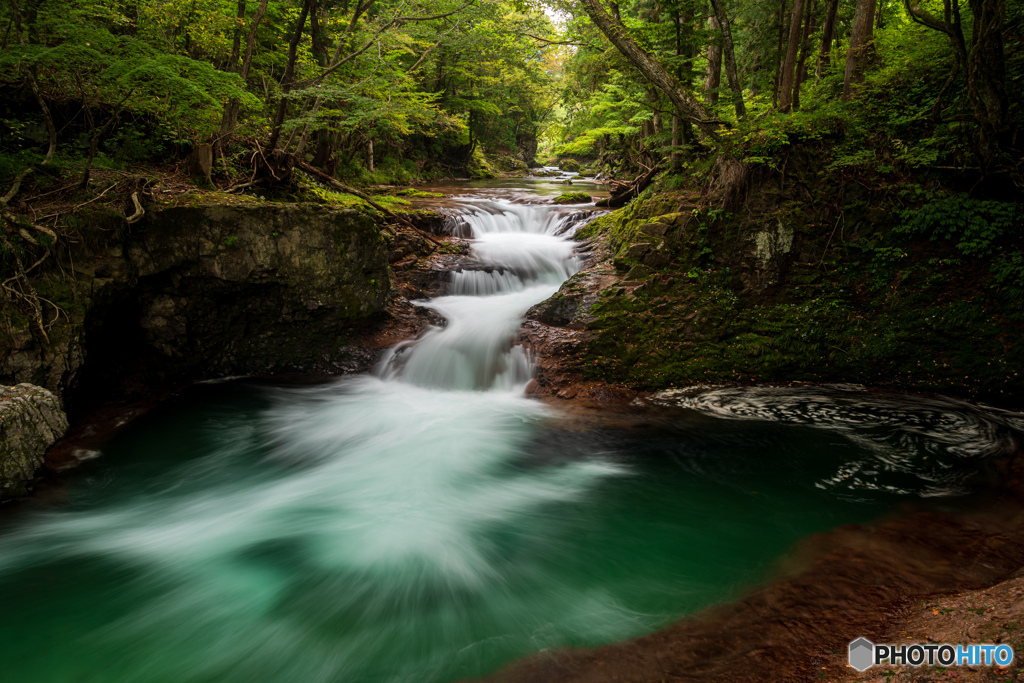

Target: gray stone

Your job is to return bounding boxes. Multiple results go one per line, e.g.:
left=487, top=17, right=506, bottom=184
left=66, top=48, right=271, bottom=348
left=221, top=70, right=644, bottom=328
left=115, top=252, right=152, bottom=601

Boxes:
left=638, top=222, right=669, bottom=238
left=0, top=383, right=68, bottom=500
left=642, top=249, right=672, bottom=268
left=625, top=242, right=652, bottom=259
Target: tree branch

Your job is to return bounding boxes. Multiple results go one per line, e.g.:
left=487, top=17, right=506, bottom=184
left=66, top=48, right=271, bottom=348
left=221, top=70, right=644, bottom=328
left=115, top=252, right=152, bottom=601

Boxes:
left=524, top=33, right=604, bottom=50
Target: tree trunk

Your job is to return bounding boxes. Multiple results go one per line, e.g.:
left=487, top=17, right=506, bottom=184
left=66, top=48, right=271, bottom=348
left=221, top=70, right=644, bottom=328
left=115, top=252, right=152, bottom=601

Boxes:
left=842, top=0, right=877, bottom=98
left=79, top=105, right=124, bottom=189
left=670, top=115, right=681, bottom=170
left=778, top=0, right=806, bottom=111
left=815, top=0, right=839, bottom=77
left=266, top=0, right=313, bottom=151
left=310, top=0, right=329, bottom=66
left=577, top=0, right=721, bottom=137
left=967, top=0, right=1008, bottom=136
left=705, top=11, right=723, bottom=105
left=773, top=0, right=788, bottom=106
left=228, top=0, right=244, bottom=69
left=792, top=0, right=816, bottom=109
left=217, top=0, right=268, bottom=146
left=366, top=138, right=374, bottom=173
left=708, top=0, right=747, bottom=120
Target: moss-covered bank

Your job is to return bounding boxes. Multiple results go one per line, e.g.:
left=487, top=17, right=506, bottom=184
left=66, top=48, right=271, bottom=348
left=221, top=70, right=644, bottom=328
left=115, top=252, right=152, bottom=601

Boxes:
left=545, top=151, right=1023, bottom=403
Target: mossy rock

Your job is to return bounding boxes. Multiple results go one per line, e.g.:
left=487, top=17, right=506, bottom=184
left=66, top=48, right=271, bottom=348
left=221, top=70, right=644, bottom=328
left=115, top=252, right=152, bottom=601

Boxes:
left=558, top=159, right=581, bottom=173
left=553, top=192, right=592, bottom=205
left=468, top=149, right=497, bottom=179
left=491, top=155, right=529, bottom=173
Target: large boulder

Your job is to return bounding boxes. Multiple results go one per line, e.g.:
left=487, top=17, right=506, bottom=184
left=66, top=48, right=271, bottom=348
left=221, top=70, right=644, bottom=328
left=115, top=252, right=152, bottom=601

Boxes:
left=0, top=383, right=68, bottom=500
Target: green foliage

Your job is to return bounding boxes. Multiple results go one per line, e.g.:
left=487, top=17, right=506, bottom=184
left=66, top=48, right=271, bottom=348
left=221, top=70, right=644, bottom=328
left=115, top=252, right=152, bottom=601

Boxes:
left=991, top=252, right=1024, bottom=299
left=893, top=195, right=1023, bottom=298
left=897, top=196, right=1019, bottom=258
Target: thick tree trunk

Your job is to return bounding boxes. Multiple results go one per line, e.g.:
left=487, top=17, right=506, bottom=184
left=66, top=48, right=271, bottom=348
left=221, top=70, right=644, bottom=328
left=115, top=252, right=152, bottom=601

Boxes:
left=708, top=0, right=747, bottom=120
left=900, top=0, right=1011, bottom=162
left=778, top=0, right=806, bottom=110
left=228, top=0, right=244, bottom=68
left=842, top=0, right=877, bottom=98
left=705, top=11, right=723, bottom=105
left=310, top=0, right=329, bottom=66
left=577, top=0, right=721, bottom=136
left=815, top=0, right=839, bottom=77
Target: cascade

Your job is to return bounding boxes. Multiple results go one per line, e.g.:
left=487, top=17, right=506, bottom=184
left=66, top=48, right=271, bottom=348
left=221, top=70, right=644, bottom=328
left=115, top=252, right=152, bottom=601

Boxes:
left=377, top=200, right=583, bottom=391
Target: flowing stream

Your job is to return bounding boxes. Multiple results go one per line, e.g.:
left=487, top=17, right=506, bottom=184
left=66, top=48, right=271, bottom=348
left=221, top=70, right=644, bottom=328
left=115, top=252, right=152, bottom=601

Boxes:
left=0, top=177, right=1020, bottom=682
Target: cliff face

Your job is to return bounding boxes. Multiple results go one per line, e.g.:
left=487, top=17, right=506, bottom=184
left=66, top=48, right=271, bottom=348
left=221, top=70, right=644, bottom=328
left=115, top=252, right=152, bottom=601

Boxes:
left=0, top=203, right=391, bottom=416
left=0, top=383, right=69, bottom=500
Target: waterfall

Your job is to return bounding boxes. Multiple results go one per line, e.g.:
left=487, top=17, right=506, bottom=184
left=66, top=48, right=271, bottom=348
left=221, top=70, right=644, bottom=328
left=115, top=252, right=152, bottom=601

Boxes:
left=377, top=200, right=583, bottom=391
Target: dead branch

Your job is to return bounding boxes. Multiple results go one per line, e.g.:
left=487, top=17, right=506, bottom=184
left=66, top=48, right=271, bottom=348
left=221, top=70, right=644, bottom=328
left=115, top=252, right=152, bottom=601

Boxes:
left=0, top=231, right=49, bottom=343
left=126, top=192, right=145, bottom=224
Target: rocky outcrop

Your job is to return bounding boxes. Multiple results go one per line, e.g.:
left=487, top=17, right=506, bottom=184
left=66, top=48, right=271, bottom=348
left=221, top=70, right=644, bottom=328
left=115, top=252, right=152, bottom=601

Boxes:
left=526, top=263, right=617, bottom=328
left=0, top=383, right=68, bottom=500
left=0, top=203, right=392, bottom=414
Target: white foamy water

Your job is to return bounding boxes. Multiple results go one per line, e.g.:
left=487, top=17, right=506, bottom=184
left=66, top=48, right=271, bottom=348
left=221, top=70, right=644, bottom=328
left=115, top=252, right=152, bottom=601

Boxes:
left=377, top=200, right=584, bottom=390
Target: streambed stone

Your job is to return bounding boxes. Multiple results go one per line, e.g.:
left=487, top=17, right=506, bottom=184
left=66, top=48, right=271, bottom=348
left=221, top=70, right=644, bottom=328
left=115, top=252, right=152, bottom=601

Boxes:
left=0, top=383, right=68, bottom=500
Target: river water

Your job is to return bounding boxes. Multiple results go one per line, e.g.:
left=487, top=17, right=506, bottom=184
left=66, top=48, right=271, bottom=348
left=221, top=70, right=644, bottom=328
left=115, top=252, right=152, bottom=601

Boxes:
left=0, top=175, right=1020, bottom=682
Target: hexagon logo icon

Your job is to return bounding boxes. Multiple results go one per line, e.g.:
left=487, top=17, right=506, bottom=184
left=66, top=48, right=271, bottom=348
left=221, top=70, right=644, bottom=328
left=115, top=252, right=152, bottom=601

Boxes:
left=848, top=638, right=875, bottom=672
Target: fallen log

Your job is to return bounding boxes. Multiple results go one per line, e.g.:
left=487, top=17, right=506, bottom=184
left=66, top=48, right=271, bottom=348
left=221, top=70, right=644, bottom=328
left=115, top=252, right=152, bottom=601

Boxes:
left=595, top=165, right=661, bottom=208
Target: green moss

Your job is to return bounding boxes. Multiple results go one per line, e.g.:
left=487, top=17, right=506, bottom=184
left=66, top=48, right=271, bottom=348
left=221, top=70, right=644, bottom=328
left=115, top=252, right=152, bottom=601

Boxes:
left=391, top=188, right=446, bottom=199
left=307, top=185, right=411, bottom=212
left=553, top=192, right=592, bottom=205
left=439, top=241, right=468, bottom=255
left=467, top=148, right=498, bottom=179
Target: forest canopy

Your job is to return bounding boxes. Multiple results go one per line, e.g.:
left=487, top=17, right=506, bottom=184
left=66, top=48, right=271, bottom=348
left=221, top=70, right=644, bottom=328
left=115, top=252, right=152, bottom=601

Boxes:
left=1, top=0, right=1019, bottom=187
